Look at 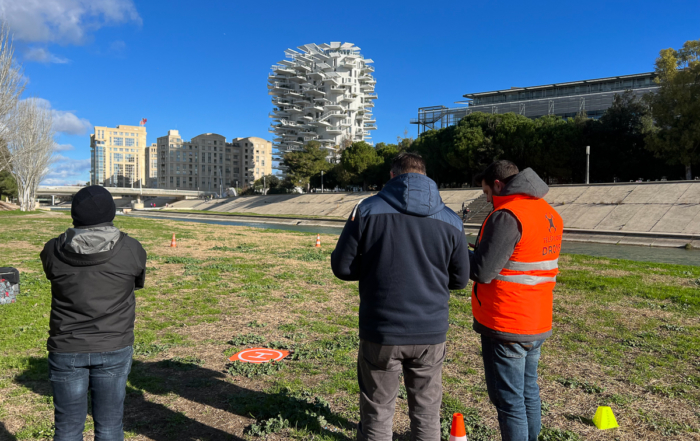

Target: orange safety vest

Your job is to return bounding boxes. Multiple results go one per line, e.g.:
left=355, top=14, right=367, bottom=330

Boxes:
left=472, top=194, right=563, bottom=337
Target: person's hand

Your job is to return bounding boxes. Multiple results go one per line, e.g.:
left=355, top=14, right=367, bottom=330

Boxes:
left=468, top=243, right=476, bottom=249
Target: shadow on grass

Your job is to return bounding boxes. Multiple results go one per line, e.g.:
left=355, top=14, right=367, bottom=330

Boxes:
left=563, top=413, right=596, bottom=426
left=14, top=356, right=354, bottom=440
left=1, top=421, right=18, bottom=441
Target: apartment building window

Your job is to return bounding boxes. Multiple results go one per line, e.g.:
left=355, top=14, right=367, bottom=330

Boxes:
left=201, top=165, right=205, bottom=172
left=125, top=138, right=134, bottom=147
left=176, top=177, right=180, bottom=187
left=114, top=137, right=124, bottom=146
left=114, top=153, right=123, bottom=162
left=170, top=177, right=174, bottom=184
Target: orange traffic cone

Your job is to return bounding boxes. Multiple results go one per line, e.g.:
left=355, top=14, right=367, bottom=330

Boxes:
left=315, top=234, right=321, bottom=248
left=170, top=233, right=177, bottom=248
left=449, top=413, right=467, bottom=441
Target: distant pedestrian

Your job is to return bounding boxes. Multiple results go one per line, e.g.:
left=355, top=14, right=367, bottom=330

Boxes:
left=331, top=153, right=470, bottom=441
left=469, top=161, right=562, bottom=441
left=40, top=185, right=147, bottom=441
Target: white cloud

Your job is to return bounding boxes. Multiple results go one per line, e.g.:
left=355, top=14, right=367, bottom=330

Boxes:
left=0, top=0, right=142, bottom=45
left=43, top=155, right=90, bottom=186
left=23, top=47, right=70, bottom=64
left=54, top=143, right=75, bottom=152
left=22, top=98, right=93, bottom=135
left=110, top=40, right=126, bottom=52
left=53, top=109, right=92, bottom=135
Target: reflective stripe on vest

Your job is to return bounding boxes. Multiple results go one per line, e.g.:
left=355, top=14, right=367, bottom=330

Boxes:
left=503, top=258, right=559, bottom=272
left=494, top=274, right=557, bottom=285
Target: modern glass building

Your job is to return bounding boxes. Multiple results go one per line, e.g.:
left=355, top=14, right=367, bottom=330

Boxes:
left=411, top=72, right=658, bottom=135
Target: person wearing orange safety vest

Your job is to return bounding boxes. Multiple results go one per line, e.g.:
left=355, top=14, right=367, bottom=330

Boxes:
left=469, top=160, right=563, bottom=441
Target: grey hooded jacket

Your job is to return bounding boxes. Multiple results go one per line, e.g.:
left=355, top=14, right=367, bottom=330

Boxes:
left=469, top=168, right=551, bottom=342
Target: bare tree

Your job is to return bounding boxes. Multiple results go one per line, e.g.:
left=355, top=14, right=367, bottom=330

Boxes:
left=0, top=20, right=27, bottom=174
left=6, top=99, right=55, bottom=211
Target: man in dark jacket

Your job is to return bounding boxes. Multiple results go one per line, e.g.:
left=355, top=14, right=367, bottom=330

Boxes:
left=40, top=185, right=147, bottom=441
left=470, top=161, right=563, bottom=441
left=331, top=153, right=470, bottom=441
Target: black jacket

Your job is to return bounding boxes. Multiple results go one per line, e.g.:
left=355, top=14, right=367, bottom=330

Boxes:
left=40, top=224, right=147, bottom=353
left=331, top=173, right=470, bottom=345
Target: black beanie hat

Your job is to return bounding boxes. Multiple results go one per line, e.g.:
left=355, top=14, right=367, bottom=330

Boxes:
left=71, top=185, right=116, bottom=227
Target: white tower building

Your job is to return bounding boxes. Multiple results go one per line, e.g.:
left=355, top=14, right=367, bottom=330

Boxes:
left=269, top=42, right=377, bottom=168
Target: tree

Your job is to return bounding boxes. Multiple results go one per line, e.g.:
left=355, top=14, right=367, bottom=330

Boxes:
left=282, top=141, right=332, bottom=191
left=0, top=21, right=26, bottom=175
left=370, top=142, right=399, bottom=186
left=0, top=170, right=16, bottom=199
left=644, top=39, right=700, bottom=180
left=254, top=174, right=280, bottom=193
left=6, top=98, right=56, bottom=211
left=340, top=141, right=382, bottom=190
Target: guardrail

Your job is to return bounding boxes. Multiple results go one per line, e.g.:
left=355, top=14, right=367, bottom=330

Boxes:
left=37, top=186, right=216, bottom=197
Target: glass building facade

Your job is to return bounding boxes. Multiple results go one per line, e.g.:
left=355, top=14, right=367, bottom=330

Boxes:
left=411, top=72, right=659, bottom=135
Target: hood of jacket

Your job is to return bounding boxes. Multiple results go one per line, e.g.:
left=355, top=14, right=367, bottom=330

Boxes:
left=55, top=223, right=125, bottom=266
left=378, top=173, right=445, bottom=217
left=499, top=168, right=549, bottom=199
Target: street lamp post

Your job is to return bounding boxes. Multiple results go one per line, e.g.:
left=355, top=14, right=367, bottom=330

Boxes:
left=586, top=145, right=590, bottom=185
left=321, top=170, right=324, bottom=193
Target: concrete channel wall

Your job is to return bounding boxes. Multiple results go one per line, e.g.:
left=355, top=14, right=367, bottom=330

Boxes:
left=166, top=181, right=700, bottom=248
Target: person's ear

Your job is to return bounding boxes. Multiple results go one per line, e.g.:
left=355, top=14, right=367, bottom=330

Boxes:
left=493, top=180, right=503, bottom=195
left=389, top=171, right=395, bottom=179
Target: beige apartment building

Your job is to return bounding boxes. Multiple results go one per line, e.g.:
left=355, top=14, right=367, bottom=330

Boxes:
left=156, top=130, right=272, bottom=192
left=228, top=137, right=273, bottom=188
left=90, top=125, right=147, bottom=187
left=145, top=143, right=158, bottom=188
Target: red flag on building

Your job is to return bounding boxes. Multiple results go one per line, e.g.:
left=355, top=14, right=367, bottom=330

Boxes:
left=139, top=118, right=147, bottom=126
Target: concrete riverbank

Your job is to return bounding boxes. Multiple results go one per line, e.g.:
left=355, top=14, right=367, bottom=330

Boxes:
left=157, top=180, right=700, bottom=248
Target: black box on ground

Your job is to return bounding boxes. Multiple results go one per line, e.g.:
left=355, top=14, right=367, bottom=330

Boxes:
left=0, top=267, right=19, bottom=305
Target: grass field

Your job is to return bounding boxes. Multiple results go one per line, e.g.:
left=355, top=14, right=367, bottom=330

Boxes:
left=0, top=211, right=699, bottom=441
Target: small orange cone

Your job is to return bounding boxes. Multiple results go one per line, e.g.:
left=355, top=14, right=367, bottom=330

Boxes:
left=449, top=413, right=468, bottom=441
left=315, top=234, right=321, bottom=248
left=170, top=233, right=177, bottom=248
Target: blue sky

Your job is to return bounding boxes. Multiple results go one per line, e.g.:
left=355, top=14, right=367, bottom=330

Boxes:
left=4, top=0, right=698, bottom=184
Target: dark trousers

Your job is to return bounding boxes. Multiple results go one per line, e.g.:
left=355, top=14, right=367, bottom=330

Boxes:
left=357, top=339, right=446, bottom=441
left=481, top=336, right=544, bottom=441
left=49, top=346, right=133, bottom=441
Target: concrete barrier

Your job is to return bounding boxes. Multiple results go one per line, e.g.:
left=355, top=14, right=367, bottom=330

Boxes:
left=164, top=181, right=700, bottom=247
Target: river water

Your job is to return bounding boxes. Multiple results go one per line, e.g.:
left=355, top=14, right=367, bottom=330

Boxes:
left=131, top=214, right=700, bottom=266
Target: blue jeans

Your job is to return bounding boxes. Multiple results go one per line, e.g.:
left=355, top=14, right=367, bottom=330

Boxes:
left=481, top=336, right=544, bottom=441
left=49, top=346, right=133, bottom=441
